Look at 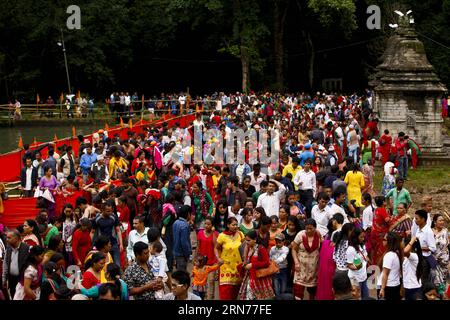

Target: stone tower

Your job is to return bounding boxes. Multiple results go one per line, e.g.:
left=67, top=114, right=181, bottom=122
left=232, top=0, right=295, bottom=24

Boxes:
left=369, top=15, right=447, bottom=154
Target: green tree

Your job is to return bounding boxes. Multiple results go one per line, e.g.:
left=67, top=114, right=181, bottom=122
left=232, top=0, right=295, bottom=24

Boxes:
left=295, top=0, right=357, bottom=89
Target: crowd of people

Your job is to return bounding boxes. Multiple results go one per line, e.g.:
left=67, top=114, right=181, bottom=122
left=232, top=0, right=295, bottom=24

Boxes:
left=0, top=90, right=448, bottom=301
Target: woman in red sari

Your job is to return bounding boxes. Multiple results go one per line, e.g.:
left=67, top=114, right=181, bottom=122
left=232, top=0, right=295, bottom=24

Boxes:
left=82, top=252, right=106, bottom=289
left=370, top=196, right=393, bottom=265
left=237, top=230, right=275, bottom=300
left=378, top=129, right=392, bottom=166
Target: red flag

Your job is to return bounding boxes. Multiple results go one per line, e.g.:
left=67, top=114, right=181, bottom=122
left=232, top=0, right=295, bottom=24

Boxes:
left=18, top=137, right=24, bottom=149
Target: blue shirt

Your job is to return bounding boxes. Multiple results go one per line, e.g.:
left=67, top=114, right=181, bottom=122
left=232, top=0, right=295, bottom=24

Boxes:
left=80, top=152, right=97, bottom=175
left=172, top=218, right=192, bottom=258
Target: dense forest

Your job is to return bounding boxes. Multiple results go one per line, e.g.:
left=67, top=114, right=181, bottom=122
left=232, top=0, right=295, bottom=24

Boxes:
left=0, top=0, right=449, bottom=101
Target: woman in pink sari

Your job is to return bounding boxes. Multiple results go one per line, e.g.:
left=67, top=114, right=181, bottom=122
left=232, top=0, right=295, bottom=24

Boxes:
left=316, top=220, right=336, bottom=300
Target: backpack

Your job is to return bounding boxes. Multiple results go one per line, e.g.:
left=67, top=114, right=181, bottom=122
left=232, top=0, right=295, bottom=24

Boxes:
left=325, top=153, right=337, bottom=167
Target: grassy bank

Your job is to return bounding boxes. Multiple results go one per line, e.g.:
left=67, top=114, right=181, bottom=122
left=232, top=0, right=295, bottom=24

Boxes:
left=373, top=165, right=450, bottom=193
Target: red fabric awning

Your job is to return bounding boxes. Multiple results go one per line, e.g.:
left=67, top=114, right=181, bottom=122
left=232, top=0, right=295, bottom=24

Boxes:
left=0, top=197, right=40, bottom=229
left=0, top=150, right=23, bottom=182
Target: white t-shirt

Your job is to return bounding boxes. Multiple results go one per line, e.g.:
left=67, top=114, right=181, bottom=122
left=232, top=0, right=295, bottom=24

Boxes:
left=402, top=253, right=422, bottom=289
left=311, top=205, right=333, bottom=237
left=330, top=203, right=349, bottom=223
left=346, top=245, right=368, bottom=282
left=379, top=251, right=401, bottom=287
left=362, top=206, right=374, bottom=230
left=412, top=224, right=436, bottom=257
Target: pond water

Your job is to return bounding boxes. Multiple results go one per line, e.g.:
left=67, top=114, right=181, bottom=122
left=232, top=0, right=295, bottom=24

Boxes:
left=0, top=123, right=112, bottom=154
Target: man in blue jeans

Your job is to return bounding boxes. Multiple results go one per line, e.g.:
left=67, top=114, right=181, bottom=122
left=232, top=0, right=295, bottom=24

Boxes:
left=92, top=200, right=123, bottom=268
left=172, top=205, right=192, bottom=272
left=270, top=233, right=289, bottom=296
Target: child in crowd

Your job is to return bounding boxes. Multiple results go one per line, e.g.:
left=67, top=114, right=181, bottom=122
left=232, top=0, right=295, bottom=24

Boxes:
left=270, top=233, right=289, bottom=296
left=149, top=241, right=169, bottom=299
left=286, top=192, right=306, bottom=221
left=422, top=282, right=439, bottom=300
left=191, top=254, right=220, bottom=300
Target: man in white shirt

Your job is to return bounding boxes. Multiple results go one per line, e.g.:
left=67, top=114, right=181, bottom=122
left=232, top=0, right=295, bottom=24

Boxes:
left=362, top=202, right=374, bottom=231
left=411, top=196, right=433, bottom=236
left=311, top=192, right=334, bottom=237
left=293, top=159, right=316, bottom=218
left=33, top=151, right=45, bottom=178
left=178, top=93, right=186, bottom=109
left=124, top=92, right=131, bottom=107
left=334, top=122, right=345, bottom=155
left=330, top=188, right=350, bottom=223
left=412, top=209, right=436, bottom=282
left=257, top=179, right=286, bottom=218
left=20, top=158, right=37, bottom=198
left=248, top=163, right=267, bottom=192
left=126, top=216, right=150, bottom=265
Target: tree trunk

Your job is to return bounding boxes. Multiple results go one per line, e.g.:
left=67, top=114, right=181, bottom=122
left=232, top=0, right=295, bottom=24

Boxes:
left=273, top=0, right=289, bottom=91
left=241, top=45, right=250, bottom=93
left=273, top=1, right=283, bottom=90
left=306, top=31, right=314, bottom=90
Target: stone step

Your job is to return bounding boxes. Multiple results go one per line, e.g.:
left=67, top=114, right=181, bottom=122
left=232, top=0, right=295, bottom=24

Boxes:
left=420, top=152, right=450, bottom=166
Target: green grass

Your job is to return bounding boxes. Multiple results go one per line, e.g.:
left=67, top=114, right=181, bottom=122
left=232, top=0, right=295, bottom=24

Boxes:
left=373, top=166, right=450, bottom=193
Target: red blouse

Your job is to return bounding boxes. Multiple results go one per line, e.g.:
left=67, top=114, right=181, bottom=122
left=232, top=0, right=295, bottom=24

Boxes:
left=117, top=204, right=130, bottom=225
left=72, top=229, right=92, bottom=265
left=197, top=230, right=219, bottom=265
left=247, top=245, right=270, bottom=280
left=82, top=270, right=100, bottom=289
left=372, top=207, right=390, bottom=234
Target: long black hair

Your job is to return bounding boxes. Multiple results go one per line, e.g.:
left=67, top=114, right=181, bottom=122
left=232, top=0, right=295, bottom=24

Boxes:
left=404, top=235, right=424, bottom=283
left=25, top=219, right=43, bottom=246
left=106, top=263, right=122, bottom=296
left=47, top=234, right=62, bottom=252
left=348, top=227, right=365, bottom=250
left=21, top=245, right=45, bottom=274
left=85, top=252, right=106, bottom=270
left=334, top=223, right=355, bottom=248
left=362, top=193, right=374, bottom=212
left=44, top=261, right=63, bottom=284
left=213, top=199, right=229, bottom=231
left=286, top=215, right=303, bottom=233
left=379, top=232, right=403, bottom=270
left=58, top=203, right=75, bottom=224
